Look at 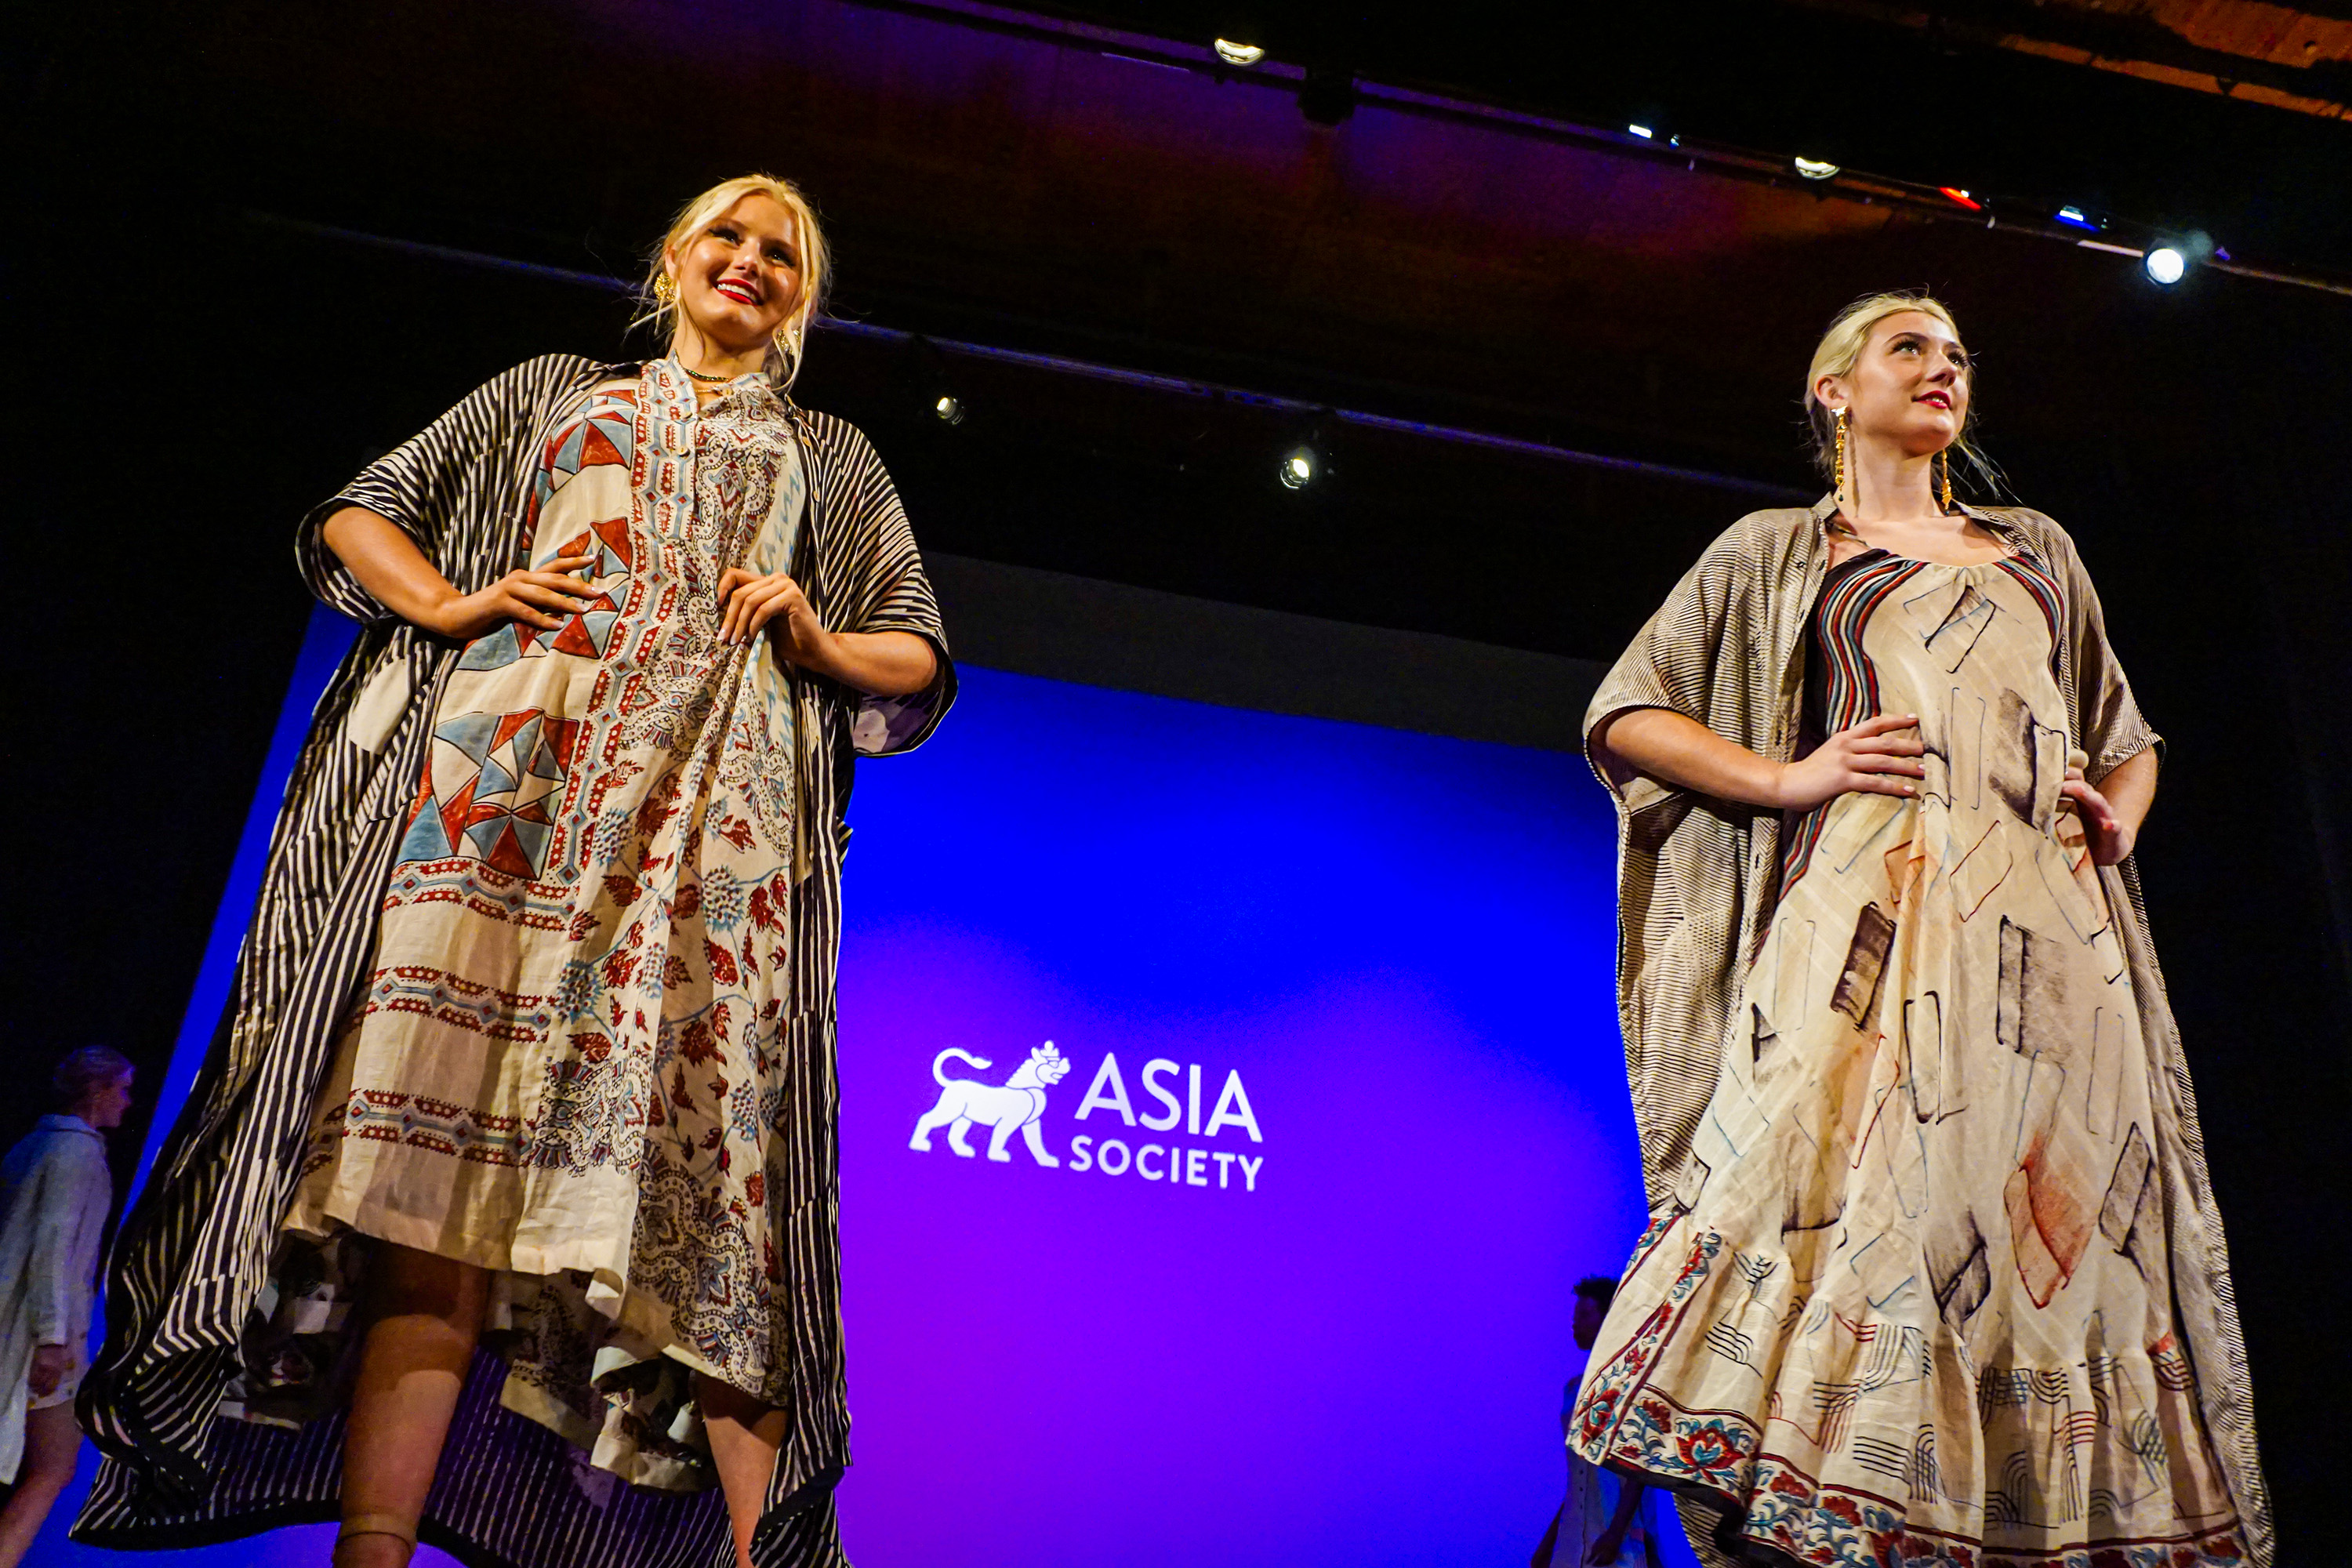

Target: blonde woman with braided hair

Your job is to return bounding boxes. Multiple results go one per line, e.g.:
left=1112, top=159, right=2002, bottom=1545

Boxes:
left=77, top=174, right=953, bottom=1568
left=1566, top=293, right=2267, bottom=1566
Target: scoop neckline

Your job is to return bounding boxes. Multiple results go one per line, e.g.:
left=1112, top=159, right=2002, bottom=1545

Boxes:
left=1833, top=543, right=2023, bottom=572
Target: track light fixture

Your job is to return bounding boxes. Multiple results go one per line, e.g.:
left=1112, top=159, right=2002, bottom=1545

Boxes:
left=1278, top=413, right=1335, bottom=491
left=904, top=336, right=970, bottom=428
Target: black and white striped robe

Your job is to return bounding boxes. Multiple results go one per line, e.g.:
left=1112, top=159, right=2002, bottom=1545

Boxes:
left=72, top=354, right=955, bottom=1568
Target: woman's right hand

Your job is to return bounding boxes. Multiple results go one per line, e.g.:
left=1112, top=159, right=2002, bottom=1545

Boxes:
left=425, top=556, right=598, bottom=641
left=1771, top=713, right=1925, bottom=811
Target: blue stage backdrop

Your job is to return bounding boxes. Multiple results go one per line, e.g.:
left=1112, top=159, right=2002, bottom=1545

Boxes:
left=42, top=608, right=1693, bottom=1568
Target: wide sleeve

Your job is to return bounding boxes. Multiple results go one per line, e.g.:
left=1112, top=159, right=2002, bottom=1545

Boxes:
left=294, top=354, right=599, bottom=624
left=1583, top=515, right=1780, bottom=815
left=2037, top=514, right=2162, bottom=780
left=813, top=420, right=957, bottom=757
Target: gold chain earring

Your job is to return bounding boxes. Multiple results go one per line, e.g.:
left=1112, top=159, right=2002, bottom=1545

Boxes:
left=1832, top=406, right=1849, bottom=507
left=653, top=274, right=676, bottom=304
left=1940, top=448, right=1954, bottom=510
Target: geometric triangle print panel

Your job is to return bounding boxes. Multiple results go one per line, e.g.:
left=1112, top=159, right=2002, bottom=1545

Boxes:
left=434, top=710, right=504, bottom=768
left=394, top=706, right=572, bottom=880
left=476, top=753, right=519, bottom=803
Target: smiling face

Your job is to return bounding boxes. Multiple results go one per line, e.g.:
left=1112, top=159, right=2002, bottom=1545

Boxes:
left=663, top=193, right=805, bottom=361
left=1817, top=309, right=1972, bottom=458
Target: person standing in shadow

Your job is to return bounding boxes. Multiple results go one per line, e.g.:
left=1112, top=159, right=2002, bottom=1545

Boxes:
left=0, top=1046, right=132, bottom=1567
left=1536, top=1276, right=1662, bottom=1568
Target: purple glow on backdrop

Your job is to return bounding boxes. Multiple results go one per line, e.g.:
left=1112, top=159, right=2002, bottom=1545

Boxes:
left=36, top=639, right=1686, bottom=1567
left=828, top=669, right=1672, bottom=1565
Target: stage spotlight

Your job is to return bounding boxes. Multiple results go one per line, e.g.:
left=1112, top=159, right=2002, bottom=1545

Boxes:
left=1214, top=38, right=1265, bottom=66
left=903, top=335, right=969, bottom=429
left=1279, top=444, right=1319, bottom=490
left=1627, top=123, right=1654, bottom=140
left=2054, top=205, right=2097, bottom=230
left=1794, top=157, right=1839, bottom=180
left=1938, top=187, right=1982, bottom=211
left=2144, top=246, right=2187, bottom=285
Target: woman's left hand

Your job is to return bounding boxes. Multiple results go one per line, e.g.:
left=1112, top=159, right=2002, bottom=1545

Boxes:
left=716, top=567, right=832, bottom=667
left=2061, top=764, right=2136, bottom=866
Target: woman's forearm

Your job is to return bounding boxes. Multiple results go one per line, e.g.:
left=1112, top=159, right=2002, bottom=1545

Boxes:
left=803, top=630, right=938, bottom=699
left=1594, top=706, right=1787, bottom=808
left=321, top=506, right=464, bottom=633
left=2097, top=747, right=2158, bottom=840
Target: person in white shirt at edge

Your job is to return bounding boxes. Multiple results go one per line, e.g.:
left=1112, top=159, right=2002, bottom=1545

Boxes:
left=0, top=1047, right=133, bottom=1567
left=1537, top=1276, right=1664, bottom=1568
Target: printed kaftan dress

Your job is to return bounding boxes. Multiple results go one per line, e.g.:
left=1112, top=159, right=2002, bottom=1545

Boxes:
left=274, top=358, right=814, bottom=1487
left=1569, top=546, right=2248, bottom=1567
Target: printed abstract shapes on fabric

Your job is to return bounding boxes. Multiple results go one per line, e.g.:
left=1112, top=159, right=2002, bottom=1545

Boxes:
left=1569, top=550, right=2249, bottom=1566
left=460, top=515, right=639, bottom=673
left=397, top=707, right=581, bottom=877
left=288, top=364, right=817, bottom=1488
left=525, top=387, right=637, bottom=535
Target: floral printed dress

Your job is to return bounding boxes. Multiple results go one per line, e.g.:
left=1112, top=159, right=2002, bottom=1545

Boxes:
left=278, top=358, right=815, bottom=1488
left=1569, top=547, right=2249, bottom=1567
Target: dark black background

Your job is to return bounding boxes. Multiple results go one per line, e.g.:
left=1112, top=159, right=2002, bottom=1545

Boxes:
left=9, top=0, right=2347, bottom=1552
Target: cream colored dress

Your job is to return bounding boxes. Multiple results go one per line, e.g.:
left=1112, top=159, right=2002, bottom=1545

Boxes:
left=1570, top=547, right=2247, bottom=1566
left=274, top=360, right=810, bottom=1489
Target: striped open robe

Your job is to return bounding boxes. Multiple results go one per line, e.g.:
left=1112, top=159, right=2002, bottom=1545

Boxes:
left=72, top=354, right=955, bottom=1568
left=1584, top=496, right=2270, bottom=1566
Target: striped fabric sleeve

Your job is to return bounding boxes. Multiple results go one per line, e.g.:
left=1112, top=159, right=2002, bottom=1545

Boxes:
left=2037, top=512, right=2164, bottom=779
left=293, top=354, right=600, bottom=623
left=1582, top=513, right=1785, bottom=815
left=808, top=414, right=957, bottom=757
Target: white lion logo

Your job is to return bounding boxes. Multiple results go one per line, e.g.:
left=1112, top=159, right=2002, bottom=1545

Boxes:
left=909, top=1044, right=1072, bottom=1167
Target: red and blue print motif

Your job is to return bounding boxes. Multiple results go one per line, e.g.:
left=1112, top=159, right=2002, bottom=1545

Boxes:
left=1571, top=1222, right=2245, bottom=1567
left=523, top=386, right=637, bottom=542
left=1570, top=1224, right=1722, bottom=1457
left=397, top=707, right=582, bottom=877
left=1782, top=554, right=1926, bottom=894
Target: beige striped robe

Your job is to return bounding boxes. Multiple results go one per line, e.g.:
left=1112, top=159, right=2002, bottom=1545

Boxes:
left=1584, top=495, right=2270, bottom=1565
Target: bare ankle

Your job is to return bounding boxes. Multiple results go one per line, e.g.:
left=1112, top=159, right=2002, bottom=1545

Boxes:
left=332, top=1526, right=416, bottom=1568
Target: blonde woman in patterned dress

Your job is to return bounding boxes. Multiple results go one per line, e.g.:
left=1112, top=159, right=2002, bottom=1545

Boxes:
left=1569, top=295, right=2267, bottom=1566
left=76, top=176, right=952, bottom=1568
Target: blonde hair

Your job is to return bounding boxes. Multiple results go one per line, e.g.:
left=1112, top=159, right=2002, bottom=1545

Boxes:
left=1802, top=290, right=1991, bottom=494
left=639, top=173, right=830, bottom=390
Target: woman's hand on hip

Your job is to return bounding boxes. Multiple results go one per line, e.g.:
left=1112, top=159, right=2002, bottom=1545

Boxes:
left=2061, top=764, right=2136, bottom=865
left=1771, top=713, right=1926, bottom=811
left=717, top=567, right=831, bottom=666
left=428, top=556, right=598, bottom=641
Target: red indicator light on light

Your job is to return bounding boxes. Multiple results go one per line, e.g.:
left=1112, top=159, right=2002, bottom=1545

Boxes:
left=1938, top=187, right=1983, bottom=211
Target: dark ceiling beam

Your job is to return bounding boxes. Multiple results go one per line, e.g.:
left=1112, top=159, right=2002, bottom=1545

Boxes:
left=241, top=209, right=1808, bottom=501
left=1783, top=0, right=2352, bottom=118
left=848, top=0, right=2352, bottom=301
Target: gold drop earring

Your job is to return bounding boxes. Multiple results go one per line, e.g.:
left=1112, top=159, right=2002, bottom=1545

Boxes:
left=1832, top=406, right=1849, bottom=510
left=654, top=273, right=676, bottom=305
left=1940, top=447, right=1954, bottom=510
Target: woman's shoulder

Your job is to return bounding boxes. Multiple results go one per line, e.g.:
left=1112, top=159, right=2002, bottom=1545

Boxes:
left=474, top=354, right=632, bottom=408
left=789, top=407, right=896, bottom=478
left=1970, top=504, right=2084, bottom=564
left=1680, top=503, right=1823, bottom=583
